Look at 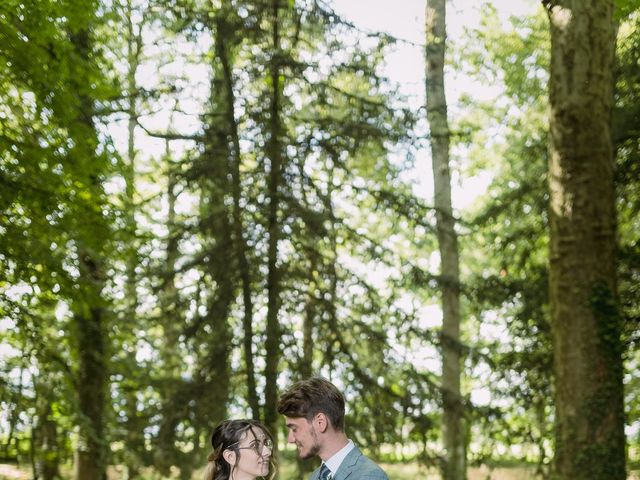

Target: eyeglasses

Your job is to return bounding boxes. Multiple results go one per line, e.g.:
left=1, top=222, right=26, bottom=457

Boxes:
left=229, top=438, right=273, bottom=456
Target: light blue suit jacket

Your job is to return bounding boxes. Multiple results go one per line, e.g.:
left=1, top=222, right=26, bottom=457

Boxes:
left=309, top=446, right=388, bottom=480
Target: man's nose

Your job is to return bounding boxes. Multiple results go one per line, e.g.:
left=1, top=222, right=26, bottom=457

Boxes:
left=287, top=431, right=295, bottom=443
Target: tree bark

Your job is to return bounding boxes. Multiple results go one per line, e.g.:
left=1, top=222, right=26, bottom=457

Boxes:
left=73, top=253, right=107, bottom=480
left=123, top=4, right=144, bottom=477
left=546, top=1, right=626, bottom=479
left=425, top=1, right=466, bottom=479
left=69, top=27, right=109, bottom=480
left=125, top=0, right=140, bottom=324
left=34, top=402, right=60, bottom=480
left=215, top=3, right=260, bottom=420
left=264, top=0, right=285, bottom=443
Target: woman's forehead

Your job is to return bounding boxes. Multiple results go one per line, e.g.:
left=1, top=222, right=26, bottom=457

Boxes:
left=239, top=426, right=266, bottom=443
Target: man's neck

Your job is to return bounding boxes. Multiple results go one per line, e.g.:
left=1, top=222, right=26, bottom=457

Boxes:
left=319, top=432, right=349, bottom=462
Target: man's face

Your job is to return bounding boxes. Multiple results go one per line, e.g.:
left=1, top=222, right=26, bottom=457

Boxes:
left=284, top=416, right=321, bottom=460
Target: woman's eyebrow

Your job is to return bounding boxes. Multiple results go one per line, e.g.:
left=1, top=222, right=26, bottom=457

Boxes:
left=247, top=427, right=265, bottom=442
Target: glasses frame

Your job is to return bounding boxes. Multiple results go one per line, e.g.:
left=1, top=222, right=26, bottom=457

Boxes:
left=227, top=437, right=273, bottom=456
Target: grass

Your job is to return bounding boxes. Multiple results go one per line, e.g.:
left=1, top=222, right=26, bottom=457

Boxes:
left=1, top=462, right=638, bottom=480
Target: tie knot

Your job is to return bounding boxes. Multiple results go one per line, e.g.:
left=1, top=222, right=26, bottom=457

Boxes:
left=319, top=463, right=332, bottom=480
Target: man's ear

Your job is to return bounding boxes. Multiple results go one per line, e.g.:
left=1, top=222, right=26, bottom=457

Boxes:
left=315, top=412, right=329, bottom=433
left=223, top=449, right=236, bottom=465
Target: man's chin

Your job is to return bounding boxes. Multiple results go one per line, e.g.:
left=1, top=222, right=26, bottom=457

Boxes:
left=299, top=451, right=315, bottom=460
left=298, top=444, right=320, bottom=460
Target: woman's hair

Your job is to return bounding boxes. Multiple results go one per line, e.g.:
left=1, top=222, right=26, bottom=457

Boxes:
left=203, top=419, right=276, bottom=480
left=277, top=376, right=345, bottom=431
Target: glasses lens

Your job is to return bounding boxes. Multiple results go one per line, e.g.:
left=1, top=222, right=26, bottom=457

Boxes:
left=256, top=439, right=272, bottom=454
left=234, top=437, right=272, bottom=454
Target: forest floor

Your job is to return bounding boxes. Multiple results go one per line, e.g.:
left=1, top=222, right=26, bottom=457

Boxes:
left=1, top=462, right=639, bottom=480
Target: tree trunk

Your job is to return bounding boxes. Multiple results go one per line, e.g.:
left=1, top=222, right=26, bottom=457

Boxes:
left=215, top=3, right=260, bottom=420
left=546, top=1, right=626, bottom=479
left=73, top=259, right=107, bottom=480
left=69, top=27, right=108, bottom=480
left=163, top=140, right=179, bottom=345
left=34, top=403, right=60, bottom=480
left=425, top=1, right=466, bottom=479
left=264, top=0, right=285, bottom=442
left=123, top=4, right=143, bottom=477
left=124, top=0, right=140, bottom=329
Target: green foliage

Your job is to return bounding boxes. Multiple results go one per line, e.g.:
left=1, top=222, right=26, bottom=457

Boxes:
left=1, top=0, right=119, bottom=476
left=455, top=3, right=554, bottom=472
left=615, top=0, right=640, bottom=20
left=1, top=0, right=638, bottom=478
left=614, top=11, right=640, bottom=468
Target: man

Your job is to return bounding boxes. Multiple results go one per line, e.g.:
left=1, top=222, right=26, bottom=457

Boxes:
left=277, top=376, right=389, bottom=480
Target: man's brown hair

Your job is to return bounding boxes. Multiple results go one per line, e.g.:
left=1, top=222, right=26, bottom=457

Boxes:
left=277, top=376, right=346, bottom=431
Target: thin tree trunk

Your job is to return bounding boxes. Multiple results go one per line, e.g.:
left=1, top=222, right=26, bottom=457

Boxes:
left=4, top=354, right=24, bottom=462
left=264, top=0, right=285, bottom=443
left=123, top=3, right=143, bottom=476
left=160, top=135, right=181, bottom=371
left=164, top=139, right=179, bottom=326
left=546, top=1, right=625, bottom=479
left=301, top=255, right=316, bottom=380
left=125, top=0, right=140, bottom=327
left=325, top=161, right=338, bottom=379
left=152, top=147, right=179, bottom=476
left=294, top=162, right=322, bottom=480
left=425, top=1, right=466, bottom=479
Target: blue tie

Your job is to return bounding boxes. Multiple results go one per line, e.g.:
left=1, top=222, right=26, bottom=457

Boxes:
left=319, top=463, right=332, bottom=480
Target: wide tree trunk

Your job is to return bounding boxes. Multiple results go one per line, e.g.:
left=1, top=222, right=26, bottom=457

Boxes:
left=425, top=1, right=466, bottom=479
left=264, top=0, right=285, bottom=442
left=546, top=1, right=626, bottom=479
left=69, top=27, right=109, bottom=480
left=73, top=280, right=107, bottom=480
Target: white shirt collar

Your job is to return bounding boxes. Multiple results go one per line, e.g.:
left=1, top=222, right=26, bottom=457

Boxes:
left=324, top=439, right=355, bottom=476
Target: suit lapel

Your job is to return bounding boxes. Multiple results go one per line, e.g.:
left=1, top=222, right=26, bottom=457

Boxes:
left=311, top=466, right=322, bottom=480
left=332, top=446, right=362, bottom=480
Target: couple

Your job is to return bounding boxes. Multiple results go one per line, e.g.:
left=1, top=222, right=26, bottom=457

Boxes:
left=204, top=376, right=388, bottom=480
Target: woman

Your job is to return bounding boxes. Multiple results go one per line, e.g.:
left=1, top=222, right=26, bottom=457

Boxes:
left=204, top=419, right=276, bottom=480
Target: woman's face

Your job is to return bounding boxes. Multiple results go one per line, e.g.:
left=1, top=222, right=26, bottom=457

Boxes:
left=229, top=427, right=272, bottom=480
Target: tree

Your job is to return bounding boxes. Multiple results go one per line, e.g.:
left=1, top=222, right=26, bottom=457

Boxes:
left=263, top=0, right=288, bottom=442
left=66, top=18, right=115, bottom=480
left=0, top=1, right=117, bottom=478
left=425, top=0, right=466, bottom=478
left=213, top=0, right=260, bottom=420
left=545, top=0, right=626, bottom=478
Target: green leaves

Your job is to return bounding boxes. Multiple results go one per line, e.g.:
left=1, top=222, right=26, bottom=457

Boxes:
left=615, top=0, right=640, bottom=20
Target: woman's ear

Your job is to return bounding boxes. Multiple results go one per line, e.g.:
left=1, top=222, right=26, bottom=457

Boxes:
left=223, top=449, right=236, bottom=465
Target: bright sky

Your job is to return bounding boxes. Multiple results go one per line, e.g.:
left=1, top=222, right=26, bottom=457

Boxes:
left=332, top=0, right=540, bottom=210
left=333, top=0, right=539, bottom=91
